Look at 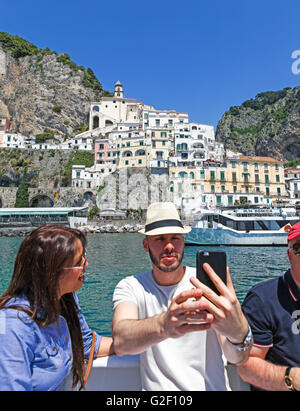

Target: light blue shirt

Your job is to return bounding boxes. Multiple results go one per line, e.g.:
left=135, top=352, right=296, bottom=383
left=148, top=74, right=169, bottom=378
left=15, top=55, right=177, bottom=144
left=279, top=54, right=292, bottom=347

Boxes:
left=0, top=293, right=101, bottom=391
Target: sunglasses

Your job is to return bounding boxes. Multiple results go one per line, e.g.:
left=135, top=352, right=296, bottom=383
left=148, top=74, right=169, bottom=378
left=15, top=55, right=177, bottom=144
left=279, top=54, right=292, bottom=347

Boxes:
left=289, top=243, right=300, bottom=255
left=64, top=253, right=88, bottom=270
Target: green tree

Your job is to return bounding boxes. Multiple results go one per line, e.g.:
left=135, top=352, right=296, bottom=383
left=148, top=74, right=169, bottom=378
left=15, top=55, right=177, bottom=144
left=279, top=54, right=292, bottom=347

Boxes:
left=15, top=168, right=29, bottom=207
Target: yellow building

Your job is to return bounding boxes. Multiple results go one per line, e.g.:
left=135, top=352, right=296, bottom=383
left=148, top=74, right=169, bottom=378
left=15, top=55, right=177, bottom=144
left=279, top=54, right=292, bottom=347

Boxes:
left=117, top=133, right=149, bottom=168
left=148, top=129, right=173, bottom=169
left=173, top=156, right=287, bottom=209
left=225, top=156, right=287, bottom=203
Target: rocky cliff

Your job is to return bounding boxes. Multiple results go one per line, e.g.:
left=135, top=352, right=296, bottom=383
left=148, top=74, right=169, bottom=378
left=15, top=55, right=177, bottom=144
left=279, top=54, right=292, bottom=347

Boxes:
left=215, top=87, right=300, bottom=161
left=0, top=32, right=112, bottom=139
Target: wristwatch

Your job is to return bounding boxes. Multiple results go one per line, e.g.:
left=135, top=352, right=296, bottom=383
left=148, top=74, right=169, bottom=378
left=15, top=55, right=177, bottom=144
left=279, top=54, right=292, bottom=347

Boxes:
left=284, top=367, right=296, bottom=391
left=228, top=326, right=253, bottom=352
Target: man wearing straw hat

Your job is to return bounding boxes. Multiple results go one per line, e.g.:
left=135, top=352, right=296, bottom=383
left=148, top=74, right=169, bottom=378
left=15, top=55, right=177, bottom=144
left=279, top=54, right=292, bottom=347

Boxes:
left=112, top=202, right=251, bottom=390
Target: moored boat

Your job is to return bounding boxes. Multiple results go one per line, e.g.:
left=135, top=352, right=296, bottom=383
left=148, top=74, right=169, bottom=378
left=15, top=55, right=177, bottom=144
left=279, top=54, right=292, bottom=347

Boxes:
left=185, top=205, right=300, bottom=246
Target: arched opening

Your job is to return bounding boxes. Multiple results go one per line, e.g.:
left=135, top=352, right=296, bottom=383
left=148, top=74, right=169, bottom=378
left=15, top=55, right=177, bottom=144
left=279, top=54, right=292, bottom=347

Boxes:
left=135, top=150, right=146, bottom=156
left=178, top=171, right=187, bottom=178
left=83, top=191, right=94, bottom=202
left=30, top=195, right=54, bottom=208
left=194, top=152, right=205, bottom=159
left=93, top=116, right=99, bottom=129
left=105, top=120, right=113, bottom=126
left=92, top=106, right=99, bottom=112
left=123, top=151, right=133, bottom=157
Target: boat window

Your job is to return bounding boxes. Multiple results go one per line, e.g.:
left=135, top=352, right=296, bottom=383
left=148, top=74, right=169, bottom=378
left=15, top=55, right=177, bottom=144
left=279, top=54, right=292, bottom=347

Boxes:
left=237, top=221, right=254, bottom=231
left=253, top=221, right=264, bottom=230
left=263, top=220, right=281, bottom=230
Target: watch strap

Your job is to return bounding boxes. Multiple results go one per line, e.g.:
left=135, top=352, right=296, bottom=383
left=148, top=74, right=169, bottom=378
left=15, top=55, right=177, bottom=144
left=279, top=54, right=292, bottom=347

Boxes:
left=228, top=326, right=253, bottom=352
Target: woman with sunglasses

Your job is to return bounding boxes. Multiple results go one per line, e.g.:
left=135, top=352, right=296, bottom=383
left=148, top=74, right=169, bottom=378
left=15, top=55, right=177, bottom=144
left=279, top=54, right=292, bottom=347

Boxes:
left=0, top=224, right=114, bottom=391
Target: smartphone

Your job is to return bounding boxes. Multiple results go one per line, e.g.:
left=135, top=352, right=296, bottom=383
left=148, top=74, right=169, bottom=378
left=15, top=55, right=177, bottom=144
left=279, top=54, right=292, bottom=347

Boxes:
left=196, top=250, right=227, bottom=295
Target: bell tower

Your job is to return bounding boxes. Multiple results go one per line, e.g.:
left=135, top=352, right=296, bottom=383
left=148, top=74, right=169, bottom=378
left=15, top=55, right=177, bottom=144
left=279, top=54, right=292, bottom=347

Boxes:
left=114, top=80, right=124, bottom=98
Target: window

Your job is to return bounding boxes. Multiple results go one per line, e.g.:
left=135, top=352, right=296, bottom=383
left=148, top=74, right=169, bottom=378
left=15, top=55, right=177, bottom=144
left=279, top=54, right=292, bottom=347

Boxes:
left=232, top=172, right=237, bottom=182
left=265, top=175, right=269, bottom=184
left=242, top=162, right=248, bottom=171
left=211, top=185, right=215, bottom=192
left=255, top=174, right=259, bottom=183
left=210, top=171, right=215, bottom=181
left=243, top=173, right=249, bottom=183
left=276, top=175, right=280, bottom=182
left=220, top=171, right=225, bottom=181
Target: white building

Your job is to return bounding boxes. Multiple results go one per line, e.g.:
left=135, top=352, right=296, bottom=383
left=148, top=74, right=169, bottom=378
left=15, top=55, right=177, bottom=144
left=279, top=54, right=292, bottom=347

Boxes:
left=72, top=163, right=117, bottom=189
left=2, top=133, right=34, bottom=148
left=285, top=167, right=300, bottom=201
left=89, top=81, right=152, bottom=130
left=169, top=122, right=224, bottom=167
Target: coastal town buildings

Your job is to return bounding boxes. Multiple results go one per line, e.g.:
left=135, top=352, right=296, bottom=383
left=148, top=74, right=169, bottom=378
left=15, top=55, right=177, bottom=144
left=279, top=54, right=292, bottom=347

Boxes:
left=70, top=81, right=290, bottom=213
left=0, top=83, right=294, bottom=212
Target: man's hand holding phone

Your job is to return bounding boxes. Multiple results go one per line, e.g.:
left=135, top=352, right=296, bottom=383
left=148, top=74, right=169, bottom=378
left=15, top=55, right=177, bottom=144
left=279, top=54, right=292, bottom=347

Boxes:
left=191, top=262, right=249, bottom=345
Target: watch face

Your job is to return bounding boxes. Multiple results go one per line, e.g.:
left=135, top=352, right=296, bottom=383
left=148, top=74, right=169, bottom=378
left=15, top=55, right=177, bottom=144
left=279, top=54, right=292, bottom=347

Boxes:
left=285, top=376, right=294, bottom=389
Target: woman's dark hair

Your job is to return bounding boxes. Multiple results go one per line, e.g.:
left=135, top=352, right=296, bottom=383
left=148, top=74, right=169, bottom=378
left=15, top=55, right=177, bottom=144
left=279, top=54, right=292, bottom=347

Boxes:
left=0, top=224, right=87, bottom=389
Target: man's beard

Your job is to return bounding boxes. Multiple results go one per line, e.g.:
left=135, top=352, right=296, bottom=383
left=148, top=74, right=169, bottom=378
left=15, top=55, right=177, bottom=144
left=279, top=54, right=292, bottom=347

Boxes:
left=148, top=247, right=184, bottom=272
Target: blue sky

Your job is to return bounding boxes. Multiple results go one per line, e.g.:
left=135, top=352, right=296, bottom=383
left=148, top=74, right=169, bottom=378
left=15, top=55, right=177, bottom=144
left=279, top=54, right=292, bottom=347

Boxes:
left=1, top=0, right=300, bottom=129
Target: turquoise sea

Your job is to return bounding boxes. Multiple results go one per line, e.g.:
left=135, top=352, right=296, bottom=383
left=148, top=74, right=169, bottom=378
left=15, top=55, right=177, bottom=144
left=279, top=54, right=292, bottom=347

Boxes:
left=0, top=233, right=290, bottom=336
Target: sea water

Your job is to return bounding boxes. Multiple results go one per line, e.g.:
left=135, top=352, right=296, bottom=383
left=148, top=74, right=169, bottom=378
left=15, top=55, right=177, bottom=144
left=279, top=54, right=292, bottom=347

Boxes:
left=0, top=233, right=289, bottom=336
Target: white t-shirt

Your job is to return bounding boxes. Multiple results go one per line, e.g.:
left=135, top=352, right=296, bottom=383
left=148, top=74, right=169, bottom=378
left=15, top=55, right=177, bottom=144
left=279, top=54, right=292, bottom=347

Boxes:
left=113, top=266, right=231, bottom=391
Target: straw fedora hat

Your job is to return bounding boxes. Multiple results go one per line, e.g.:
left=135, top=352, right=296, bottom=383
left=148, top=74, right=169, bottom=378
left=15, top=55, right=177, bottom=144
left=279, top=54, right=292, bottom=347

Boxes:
left=138, top=202, right=191, bottom=236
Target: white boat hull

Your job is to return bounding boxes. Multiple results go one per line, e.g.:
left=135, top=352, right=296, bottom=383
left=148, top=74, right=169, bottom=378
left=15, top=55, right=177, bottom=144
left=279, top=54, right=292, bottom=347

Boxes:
left=185, top=227, right=289, bottom=246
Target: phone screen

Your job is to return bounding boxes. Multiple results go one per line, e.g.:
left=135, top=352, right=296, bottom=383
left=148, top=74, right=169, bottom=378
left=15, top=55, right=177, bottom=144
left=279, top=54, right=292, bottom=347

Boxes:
left=196, top=250, right=227, bottom=295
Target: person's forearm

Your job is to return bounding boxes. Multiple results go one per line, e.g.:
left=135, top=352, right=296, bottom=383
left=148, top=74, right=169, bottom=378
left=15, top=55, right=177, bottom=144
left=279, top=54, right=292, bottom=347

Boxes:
left=96, top=336, right=115, bottom=357
left=113, top=314, right=166, bottom=356
left=221, top=337, right=251, bottom=365
left=238, top=357, right=287, bottom=391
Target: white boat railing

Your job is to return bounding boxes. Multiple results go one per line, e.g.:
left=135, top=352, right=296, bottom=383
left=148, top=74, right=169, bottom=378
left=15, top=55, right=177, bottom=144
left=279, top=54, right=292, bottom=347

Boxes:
left=62, top=354, right=250, bottom=391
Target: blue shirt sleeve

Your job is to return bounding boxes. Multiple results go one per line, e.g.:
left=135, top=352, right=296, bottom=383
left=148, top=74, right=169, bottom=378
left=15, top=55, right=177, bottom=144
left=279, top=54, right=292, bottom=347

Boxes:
left=73, top=293, right=101, bottom=360
left=0, top=310, right=35, bottom=390
left=242, top=289, right=274, bottom=348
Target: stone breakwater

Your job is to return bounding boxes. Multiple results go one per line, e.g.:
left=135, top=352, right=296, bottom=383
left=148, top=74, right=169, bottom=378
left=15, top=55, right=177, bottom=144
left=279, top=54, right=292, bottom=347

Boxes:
left=0, top=223, right=144, bottom=237
left=77, top=223, right=144, bottom=234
